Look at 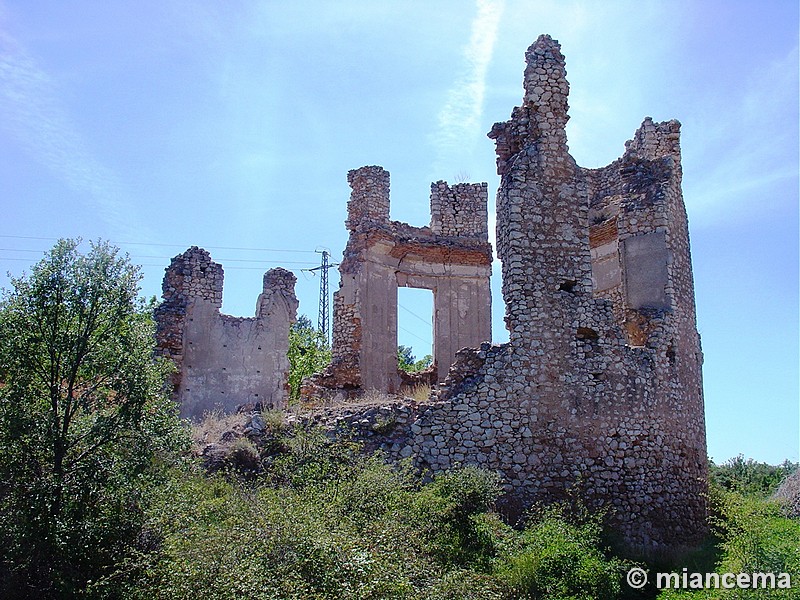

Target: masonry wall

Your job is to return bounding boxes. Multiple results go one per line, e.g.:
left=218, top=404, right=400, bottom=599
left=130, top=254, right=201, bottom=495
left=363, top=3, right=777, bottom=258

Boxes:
left=155, top=247, right=298, bottom=419
left=306, top=167, right=493, bottom=396
left=308, top=36, right=707, bottom=554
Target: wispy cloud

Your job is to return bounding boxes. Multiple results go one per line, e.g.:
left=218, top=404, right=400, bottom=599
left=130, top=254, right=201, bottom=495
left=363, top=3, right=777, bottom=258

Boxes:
left=685, top=44, right=799, bottom=226
left=0, top=27, right=148, bottom=240
left=433, top=0, right=504, bottom=177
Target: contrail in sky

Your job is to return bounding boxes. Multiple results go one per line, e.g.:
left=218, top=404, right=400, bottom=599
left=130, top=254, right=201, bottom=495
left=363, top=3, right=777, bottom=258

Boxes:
left=434, top=0, right=505, bottom=176
left=0, top=27, right=147, bottom=240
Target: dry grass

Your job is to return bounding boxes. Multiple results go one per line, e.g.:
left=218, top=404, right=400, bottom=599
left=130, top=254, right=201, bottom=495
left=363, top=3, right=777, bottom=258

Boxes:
left=299, top=388, right=394, bottom=411
left=401, top=383, right=432, bottom=402
left=360, top=388, right=396, bottom=405
left=191, top=408, right=247, bottom=452
left=298, top=385, right=430, bottom=415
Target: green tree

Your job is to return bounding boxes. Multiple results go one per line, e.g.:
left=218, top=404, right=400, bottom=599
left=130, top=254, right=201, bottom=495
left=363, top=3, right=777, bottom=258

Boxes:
left=398, top=344, right=432, bottom=373
left=0, top=239, right=185, bottom=598
left=288, top=315, right=331, bottom=400
left=710, top=455, right=798, bottom=498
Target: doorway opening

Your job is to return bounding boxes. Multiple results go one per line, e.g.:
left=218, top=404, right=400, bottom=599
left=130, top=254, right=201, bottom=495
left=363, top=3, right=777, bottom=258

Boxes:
left=397, top=286, right=433, bottom=373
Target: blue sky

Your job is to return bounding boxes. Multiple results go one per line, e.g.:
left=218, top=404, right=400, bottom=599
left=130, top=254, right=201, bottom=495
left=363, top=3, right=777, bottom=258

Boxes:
left=1, top=0, right=797, bottom=464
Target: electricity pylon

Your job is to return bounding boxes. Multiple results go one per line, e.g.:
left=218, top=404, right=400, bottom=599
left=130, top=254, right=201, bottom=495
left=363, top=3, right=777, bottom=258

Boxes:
left=305, top=249, right=337, bottom=345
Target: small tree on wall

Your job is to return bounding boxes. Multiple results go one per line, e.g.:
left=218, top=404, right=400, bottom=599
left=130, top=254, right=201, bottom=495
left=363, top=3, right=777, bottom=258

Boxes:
left=288, top=315, right=331, bottom=400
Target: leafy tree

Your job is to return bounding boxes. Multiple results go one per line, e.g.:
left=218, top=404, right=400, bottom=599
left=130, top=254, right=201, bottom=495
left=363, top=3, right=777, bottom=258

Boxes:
left=0, top=239, right=186, bottom=598
left=397, top=344, right=432, bottom=373
left=709, top=455, right=798, bottom=498
left=288, top=315, right=331, bottom=400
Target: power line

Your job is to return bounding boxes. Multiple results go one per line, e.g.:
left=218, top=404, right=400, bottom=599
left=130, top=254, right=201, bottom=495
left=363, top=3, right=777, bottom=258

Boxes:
left=0, top=249, right=316, bottom=265
left=303, top=250, right=339, bottom=345
left=0, top=235, right=317, bottom=254
left=399, top=302, right=431, bottom=326
left=0, top=257, right=317, bottom=271
left=398, top=325, right=431, bottom=346
left=0, top=239, right=324, bottom=272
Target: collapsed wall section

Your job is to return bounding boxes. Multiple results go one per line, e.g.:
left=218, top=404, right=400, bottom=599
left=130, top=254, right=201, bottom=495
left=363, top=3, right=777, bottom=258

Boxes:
left=305, top=167, right=493, bottom=396
left=155, top=247, right=298, bottom=419
left=442, top=34, right=706, bottom=552
left=311, top=35, right=707, bottom=555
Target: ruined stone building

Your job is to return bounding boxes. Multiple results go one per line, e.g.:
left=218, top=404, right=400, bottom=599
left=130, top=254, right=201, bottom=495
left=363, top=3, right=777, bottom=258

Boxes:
left=155, top=35, right=707, bottom=553
left=305, top=167, right=494, bottom=395
left=155, top=247, right=298, bottom=419
left=302, top=35, right=707, bottom=552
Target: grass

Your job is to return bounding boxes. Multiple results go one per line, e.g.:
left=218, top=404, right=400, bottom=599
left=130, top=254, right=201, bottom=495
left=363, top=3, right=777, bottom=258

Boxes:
left=190, top=408, right=247, bottom=453
left=402, top=383, right=433, bottom=401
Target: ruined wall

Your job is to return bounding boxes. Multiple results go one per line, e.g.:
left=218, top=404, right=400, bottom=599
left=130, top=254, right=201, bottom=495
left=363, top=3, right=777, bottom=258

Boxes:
left=311, top=36, right=707, bottom=554
left=166, top=34, right=707, bottom=554
left=307, top=166, right=493, bottom=395
left=155, top=247, right=298, bottom=419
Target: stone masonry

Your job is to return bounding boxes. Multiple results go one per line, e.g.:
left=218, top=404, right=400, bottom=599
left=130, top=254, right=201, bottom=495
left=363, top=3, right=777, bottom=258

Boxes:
left=304, top=166, right=493, bottom=395
left=163, top=34, right=707, bottom=555
left=299, top=35, right=707, bottom=554
left=155, top=247, right=298, bottom=419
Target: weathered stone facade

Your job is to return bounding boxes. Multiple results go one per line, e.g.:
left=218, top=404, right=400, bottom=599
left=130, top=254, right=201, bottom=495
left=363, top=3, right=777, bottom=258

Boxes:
left=155, top=247, right=298, bottom=419
left=163, top=34, right=707, bottom=555
left=300, top=35, right=707, bottom=554
left=305, top=166, right=493, bottom=396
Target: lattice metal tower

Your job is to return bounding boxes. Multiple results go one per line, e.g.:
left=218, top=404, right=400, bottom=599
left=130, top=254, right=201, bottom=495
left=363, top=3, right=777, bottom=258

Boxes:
left=307, top=249, right=337, bottom=345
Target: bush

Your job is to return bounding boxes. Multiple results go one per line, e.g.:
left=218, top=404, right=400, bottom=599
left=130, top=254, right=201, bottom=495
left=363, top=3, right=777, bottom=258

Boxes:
left=411, top=466, right=505, bottom=569
left=101, top=435, right=514, bottom=599
left=715, top=490, right=800, bottom=590
left=225, top=437, right=261, bottom=473
left=497, top=509, right=631, bottom=600
left=710, top=456, right=798, bottom=498
left=658, top=485, right=800, bottom=599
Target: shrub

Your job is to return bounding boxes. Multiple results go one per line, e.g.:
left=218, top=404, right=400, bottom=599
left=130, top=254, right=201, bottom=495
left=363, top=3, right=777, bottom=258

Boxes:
left=411, top=466, right=505, bottom=569
left=225, top=437, right=261, bottom=474
left=191, top=408, right=247, bottom=451
left=715, top=490, right=800, bottom=587
left=427, top=569, right=507, bottom=599
left=497, top=508, right=630, bottom=600
left=710, top=456, right=798, bottom=498
left=658, top=485, right=800, bottom=599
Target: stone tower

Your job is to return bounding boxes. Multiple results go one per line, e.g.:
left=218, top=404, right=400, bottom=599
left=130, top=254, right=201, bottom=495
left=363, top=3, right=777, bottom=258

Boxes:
left=396, top=35, right=708, bottom=553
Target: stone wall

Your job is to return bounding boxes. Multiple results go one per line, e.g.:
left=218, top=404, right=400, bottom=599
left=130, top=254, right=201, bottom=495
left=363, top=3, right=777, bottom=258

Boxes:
left=165, top=34, right=707, bottom=555
left=430, top=180, right=489, bottom=238
left=303, top=35, right=707, bottom=555
left=155, top=247, right=298, bottom=419
left=305, top=166, right=494, bottom=396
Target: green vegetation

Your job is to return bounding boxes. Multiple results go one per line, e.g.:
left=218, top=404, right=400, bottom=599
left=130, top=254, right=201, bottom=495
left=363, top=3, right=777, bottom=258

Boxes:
left=88, top=428, right=632, bottom=599
left=657, top=458, right=799, bottom=599
left=398, top=344, right=433, bottom=373
left=1, top=240, right=797, bottom=599
left=709, top=454, right=797, bottom=498
left=497, top=508, right=631, bottom=598
left=0, top=239, right=187, bottom=598
left=287, top=315, right=331, bottom=400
